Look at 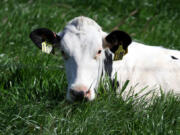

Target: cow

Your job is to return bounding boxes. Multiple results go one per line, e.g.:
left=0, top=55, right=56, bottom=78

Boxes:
left=30, top=16, right=180, bottom=102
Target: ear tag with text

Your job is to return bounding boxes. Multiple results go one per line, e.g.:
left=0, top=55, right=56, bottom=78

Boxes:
left=113, top=45, right=128, bottom=61
left=41, top=41, right=53, bottom=54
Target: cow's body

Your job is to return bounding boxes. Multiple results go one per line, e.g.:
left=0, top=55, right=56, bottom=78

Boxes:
left=30, top=16, right=180, bottom=101
left=111, top=42, right=180, bottom=96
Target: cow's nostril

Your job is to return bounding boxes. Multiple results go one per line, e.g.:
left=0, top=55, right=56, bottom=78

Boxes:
left=70, top=89, right=84, bottom=101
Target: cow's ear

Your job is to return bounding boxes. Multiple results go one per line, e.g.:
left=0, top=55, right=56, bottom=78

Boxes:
left=29, top=28, right=61, bottom=54
left=104, top=30, right=132, bottom=60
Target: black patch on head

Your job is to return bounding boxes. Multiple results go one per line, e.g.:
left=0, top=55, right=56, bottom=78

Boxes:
left=105, top=30, right=132, bottom=53
left=171, top=56, right=178, bottom=60
left=29, top=28, right=61, bottom=49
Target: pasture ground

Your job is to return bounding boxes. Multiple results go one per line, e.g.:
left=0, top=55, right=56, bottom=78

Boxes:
left=0, top=0, right=180, bottom=134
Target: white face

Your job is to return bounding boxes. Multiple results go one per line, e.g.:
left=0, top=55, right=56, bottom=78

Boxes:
left=60, top=25, right=105, bottom=102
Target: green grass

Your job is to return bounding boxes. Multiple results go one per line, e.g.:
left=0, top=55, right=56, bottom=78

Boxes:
left=0, top=0, right=180, bottom=134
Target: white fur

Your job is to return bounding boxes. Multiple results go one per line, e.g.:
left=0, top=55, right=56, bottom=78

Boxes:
left=113, top=42, right=180, bottom=97
left=58, top=16, right=180, bottom=101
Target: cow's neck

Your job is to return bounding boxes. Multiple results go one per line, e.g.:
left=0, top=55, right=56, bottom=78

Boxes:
left=102, top=49, right=125, bottom=88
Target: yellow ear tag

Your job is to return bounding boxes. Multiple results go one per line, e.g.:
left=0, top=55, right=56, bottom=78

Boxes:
left=41, top=41, right=53, bottom=54
left=113, top=45, right=128, bottom=61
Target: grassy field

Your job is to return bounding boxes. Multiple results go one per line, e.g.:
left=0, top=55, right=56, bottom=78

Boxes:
left=0, top=0, right=180, bottom=134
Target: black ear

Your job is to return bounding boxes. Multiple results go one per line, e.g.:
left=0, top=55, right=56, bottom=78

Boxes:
left=29, top=28, right=61, bottom=49
left=105, top=30, right=132, bottom=53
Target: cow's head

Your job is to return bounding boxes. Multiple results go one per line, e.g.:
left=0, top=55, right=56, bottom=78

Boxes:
left=30, top=16, right=131, bottom=102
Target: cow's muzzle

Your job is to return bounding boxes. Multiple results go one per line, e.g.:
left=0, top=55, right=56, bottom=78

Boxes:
left=70, top=85, right=91, bottom=101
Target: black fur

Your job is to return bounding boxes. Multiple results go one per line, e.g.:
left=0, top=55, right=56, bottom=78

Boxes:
left=104, top=50, right=113, bottom=77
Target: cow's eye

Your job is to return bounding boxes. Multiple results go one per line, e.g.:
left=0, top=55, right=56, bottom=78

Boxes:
left=61, top=50, right=68, bottom=60
left=61, top=50, right=65, bottom=55
left=97, top=50, right=102, bottom=54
